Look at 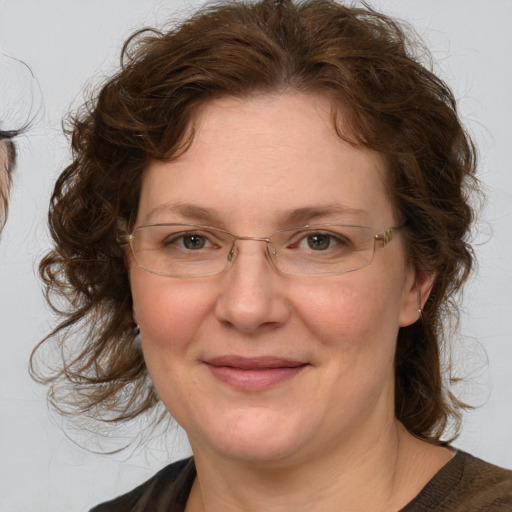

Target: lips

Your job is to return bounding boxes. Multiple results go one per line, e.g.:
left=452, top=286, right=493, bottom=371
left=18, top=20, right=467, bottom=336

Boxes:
left=204, top=356, right=308, bottom=391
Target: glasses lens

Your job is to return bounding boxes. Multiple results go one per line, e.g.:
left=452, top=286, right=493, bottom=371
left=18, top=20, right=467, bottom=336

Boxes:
left=131, top=224, right=233, bottom=277
left=270, top=225, right=375, bottom=275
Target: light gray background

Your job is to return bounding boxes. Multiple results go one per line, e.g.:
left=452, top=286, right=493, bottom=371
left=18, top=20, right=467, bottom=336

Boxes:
left=1, top=1, right=511, bottom=510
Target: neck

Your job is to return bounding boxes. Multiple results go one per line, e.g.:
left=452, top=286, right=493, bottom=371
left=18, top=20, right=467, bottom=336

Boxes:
left=186, top=421, right=452, bottom=512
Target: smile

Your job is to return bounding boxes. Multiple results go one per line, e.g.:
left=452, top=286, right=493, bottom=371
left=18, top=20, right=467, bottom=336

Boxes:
left=204, top=356, right=309, bottom=392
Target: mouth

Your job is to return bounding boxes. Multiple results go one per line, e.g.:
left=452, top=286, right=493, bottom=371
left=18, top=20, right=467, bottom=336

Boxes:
left=203, top=356, right=309, bottom=391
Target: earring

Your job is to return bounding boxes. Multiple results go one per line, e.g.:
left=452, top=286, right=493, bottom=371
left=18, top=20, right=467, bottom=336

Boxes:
left=417, top=308, right=423, bottom=320
left=134, top=324, right=140, bottom=335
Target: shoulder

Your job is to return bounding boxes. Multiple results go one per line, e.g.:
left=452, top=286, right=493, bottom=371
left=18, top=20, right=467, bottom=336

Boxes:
left=457, top=452, right=512, bottom=508
left=89, top=457, right=195, bottom=512
left=403, top=450, right=512, bottom=511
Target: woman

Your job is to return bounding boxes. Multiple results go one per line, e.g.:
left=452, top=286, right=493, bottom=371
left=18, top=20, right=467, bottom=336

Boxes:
left=33, top=0, right=512, bottom=510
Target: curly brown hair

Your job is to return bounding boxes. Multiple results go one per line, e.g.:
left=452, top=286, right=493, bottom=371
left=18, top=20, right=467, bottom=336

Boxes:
left=32, top=0, right=478, bottom=442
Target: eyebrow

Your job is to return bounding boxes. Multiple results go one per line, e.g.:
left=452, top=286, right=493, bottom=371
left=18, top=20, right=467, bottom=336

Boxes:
left=278, top=204, right=369, bottom=225
left=142, top=202, right=225, bottom=226
left=141, top=202, right=369, bottom=227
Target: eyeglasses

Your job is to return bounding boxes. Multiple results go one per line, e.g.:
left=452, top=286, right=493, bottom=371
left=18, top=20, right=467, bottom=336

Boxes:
left=118, top=223, right=402, bottom=278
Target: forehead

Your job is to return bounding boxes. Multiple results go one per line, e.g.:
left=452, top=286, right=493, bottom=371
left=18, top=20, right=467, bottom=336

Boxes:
left=138, top=93, right=393, bottom=229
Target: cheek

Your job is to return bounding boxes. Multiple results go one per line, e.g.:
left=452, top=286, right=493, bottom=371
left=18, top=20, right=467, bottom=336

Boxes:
left=130, top=270, right=214, bottom=355
left=295, top=272, right=404, bottom=354
left=302, top=279, right=398, bottom=332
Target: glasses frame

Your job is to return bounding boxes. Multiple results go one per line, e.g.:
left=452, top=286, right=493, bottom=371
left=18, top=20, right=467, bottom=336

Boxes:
left=118, top=223, right=404, bottom=278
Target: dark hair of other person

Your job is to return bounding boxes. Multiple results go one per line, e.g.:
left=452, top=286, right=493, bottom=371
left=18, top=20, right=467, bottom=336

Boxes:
left=31, top=0, right=477, bottom=443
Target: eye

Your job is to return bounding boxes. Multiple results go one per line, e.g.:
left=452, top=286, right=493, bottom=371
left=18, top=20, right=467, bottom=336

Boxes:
left=182, top=234, right=206, bottom=249
left=305, top=233, right=333, bottom=250
left=165, top=231, right=214, bottom=250
left=296, top=231, right=348, bottom=251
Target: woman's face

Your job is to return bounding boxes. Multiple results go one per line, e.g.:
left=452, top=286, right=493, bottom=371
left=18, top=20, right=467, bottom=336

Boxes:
left=130, top=93, right=426, bottom=465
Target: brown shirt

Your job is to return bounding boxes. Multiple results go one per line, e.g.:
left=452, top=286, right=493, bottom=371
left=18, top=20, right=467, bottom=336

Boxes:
left=90, top=451, right=512, bottom=511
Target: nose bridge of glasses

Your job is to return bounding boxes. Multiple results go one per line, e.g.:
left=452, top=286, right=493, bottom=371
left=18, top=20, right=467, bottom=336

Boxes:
left=227, top=235, right=276, bottom=265
left=234, top=235, right=272, bottom=243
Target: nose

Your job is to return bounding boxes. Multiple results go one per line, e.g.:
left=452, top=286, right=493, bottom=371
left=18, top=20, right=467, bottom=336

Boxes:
left=214, top=240, right=291, bottom=333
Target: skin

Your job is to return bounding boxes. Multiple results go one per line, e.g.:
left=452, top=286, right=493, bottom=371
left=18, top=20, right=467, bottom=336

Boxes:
left=130, top=93, right=452, bottom=511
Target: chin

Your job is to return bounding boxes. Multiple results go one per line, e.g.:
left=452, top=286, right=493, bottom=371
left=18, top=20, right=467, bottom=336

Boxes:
left=206, top=436, right=308, bottom=465
left=188, top=408, right=318, bottom=465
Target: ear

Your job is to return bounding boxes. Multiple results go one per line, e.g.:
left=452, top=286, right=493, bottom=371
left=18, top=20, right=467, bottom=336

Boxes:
left=398, top=268, right=435, bottom=327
